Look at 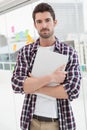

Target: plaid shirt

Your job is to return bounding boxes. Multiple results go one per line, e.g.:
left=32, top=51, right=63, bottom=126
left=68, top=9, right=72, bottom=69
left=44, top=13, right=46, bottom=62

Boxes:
left=11, top=38, right=81, bottom=130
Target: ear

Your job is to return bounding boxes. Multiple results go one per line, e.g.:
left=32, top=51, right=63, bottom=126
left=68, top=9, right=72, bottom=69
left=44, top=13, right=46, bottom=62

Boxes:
left=54, top=20, right=58, bottom=26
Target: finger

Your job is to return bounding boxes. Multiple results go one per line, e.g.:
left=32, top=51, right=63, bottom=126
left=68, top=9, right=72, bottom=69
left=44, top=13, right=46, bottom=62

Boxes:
left=63, top=71, right=67, bottom=74
left=57, top=64, right=66, bottom=71
left=29, top=72, right=33, bottom=77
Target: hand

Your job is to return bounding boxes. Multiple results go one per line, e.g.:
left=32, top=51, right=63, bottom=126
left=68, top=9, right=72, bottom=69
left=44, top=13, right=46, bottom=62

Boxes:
left=50, top=65, right=67, bottom=84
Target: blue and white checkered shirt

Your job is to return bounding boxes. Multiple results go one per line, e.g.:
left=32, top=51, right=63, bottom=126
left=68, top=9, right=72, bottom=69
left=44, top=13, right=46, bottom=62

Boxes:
left=11, top=38, right=82, bottom=130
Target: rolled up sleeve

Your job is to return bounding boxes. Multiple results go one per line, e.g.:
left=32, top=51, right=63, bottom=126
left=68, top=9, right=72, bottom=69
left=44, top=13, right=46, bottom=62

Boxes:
left=11, top=47, right=30, bottom=94
left=64, top=50, right=82, bottom=101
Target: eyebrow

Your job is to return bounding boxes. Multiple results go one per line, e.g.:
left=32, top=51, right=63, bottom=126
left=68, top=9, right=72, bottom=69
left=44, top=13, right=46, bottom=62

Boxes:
left=35, top=17, right=52, bottom=22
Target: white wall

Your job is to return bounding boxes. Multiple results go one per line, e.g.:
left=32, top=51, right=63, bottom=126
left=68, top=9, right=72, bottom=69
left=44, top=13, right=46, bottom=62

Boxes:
left=0, top=70, right=24, bottom=130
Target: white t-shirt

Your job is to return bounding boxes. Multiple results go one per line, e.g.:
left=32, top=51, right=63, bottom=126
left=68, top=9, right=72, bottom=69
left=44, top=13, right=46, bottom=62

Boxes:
left=34, top=45, right=58, bottom=118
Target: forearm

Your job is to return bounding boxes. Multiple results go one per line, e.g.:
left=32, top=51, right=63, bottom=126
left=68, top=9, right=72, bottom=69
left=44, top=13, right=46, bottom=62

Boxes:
left=23, top=75, right=52, bottom=94
left=34, top=85, right=68, bottom=99
left=23, top=65, right=67, bottom=94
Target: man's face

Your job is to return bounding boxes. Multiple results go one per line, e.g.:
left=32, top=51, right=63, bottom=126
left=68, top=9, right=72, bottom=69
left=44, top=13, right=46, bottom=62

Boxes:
left=34, top=11, right=57, bottom=39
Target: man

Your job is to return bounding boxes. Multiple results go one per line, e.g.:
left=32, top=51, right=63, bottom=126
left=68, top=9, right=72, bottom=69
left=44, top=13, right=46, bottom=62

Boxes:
left=11, top=3, right=82, bottom=130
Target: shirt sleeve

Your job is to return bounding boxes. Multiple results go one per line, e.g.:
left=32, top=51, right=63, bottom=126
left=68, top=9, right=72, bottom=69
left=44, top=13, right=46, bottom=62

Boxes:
left=11, top=47, right=30, bottom=94
left=64, top=49, right=82, bottom=101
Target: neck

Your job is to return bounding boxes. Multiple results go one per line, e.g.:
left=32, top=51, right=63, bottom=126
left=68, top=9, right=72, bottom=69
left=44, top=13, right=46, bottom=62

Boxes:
left=40, top=36, right=56, bottom=47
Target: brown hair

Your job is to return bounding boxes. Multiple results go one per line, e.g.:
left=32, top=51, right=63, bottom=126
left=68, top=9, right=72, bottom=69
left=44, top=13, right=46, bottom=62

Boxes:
left=32, top=3, right=55, bottom=22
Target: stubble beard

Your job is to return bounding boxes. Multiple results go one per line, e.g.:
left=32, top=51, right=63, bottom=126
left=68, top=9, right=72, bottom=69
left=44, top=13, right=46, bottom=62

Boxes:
left=39, top=29, right=54, bottom=39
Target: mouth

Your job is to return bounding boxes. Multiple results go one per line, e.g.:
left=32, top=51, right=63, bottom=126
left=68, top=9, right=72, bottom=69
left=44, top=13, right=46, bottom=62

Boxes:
left=41, top=28, right=49, bottom=32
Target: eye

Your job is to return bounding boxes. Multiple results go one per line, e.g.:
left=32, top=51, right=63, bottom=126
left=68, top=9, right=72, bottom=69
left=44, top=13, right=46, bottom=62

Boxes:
left=45, top=18, right=51, bottom=22
left=36, top=20, right=42, bottom=24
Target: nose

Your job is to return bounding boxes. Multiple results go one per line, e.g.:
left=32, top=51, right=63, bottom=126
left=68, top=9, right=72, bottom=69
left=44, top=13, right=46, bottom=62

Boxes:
left=41, top=21, right=47, bottom=28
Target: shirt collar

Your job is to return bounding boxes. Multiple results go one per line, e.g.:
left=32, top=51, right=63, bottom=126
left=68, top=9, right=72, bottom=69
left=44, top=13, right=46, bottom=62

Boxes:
left=54, top=37, right=62, bottom=53
left=32, top=37, right=61, bottom=53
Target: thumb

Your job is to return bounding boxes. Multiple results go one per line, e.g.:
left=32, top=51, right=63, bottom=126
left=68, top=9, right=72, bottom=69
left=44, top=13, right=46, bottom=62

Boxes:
left=57, top=64, right=66, bottom=71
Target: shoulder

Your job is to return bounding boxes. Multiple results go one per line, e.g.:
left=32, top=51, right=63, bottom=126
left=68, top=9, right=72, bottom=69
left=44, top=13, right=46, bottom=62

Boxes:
left=60, top=41, right=77, bottom=56
left=18, top=42, right=34, bottom=55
